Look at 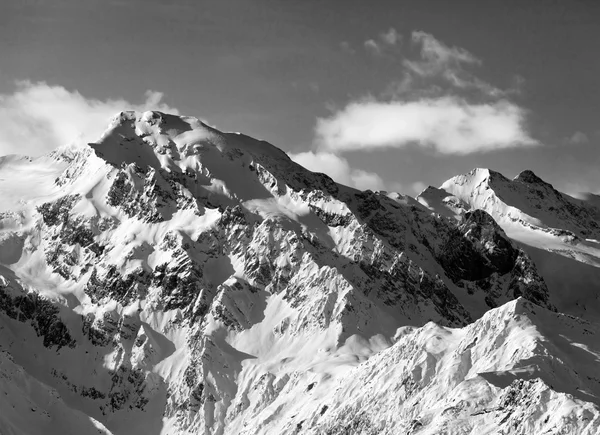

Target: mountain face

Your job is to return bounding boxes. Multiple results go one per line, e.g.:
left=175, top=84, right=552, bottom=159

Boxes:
left=418, top=167, right=600, bottom=321
left=0, top=111, right=598, bottom=434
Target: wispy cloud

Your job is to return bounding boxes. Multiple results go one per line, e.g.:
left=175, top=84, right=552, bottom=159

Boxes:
left=381, top=27, right=401, bottom=46
left=318, top=30, right=537, bottom=156
left=402, top=31, right=505, bottom=98
left=340, top=41, right=355, bottom=54
left=362, top=27, right=402, bottom=56
left=410, top=181, right=428, bottom=195
left=291, top=81, right=320, bottom=94
left=404, top=31, right=480, bottom=76
left=567, top=131, right=589, bottom=145
left=364, top=39, right=381, bottom=55
left=289, top=151, right=384, bottom=191
left=0, top=81, right=178, bottom=157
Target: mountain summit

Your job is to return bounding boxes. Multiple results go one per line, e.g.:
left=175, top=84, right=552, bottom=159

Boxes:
left=0, top=112, right=598, bottom=434
left=419, top=167, right=600, bottom=321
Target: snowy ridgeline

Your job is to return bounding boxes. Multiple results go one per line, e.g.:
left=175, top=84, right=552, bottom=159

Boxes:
left=0, top=111, right=598, bottom=434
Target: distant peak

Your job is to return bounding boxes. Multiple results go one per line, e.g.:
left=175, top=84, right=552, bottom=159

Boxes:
left=514, top=169, right=544, bottom=185
left=420, top=185, right=441, bottom=194
left=514, top=170, right=558, bottom=192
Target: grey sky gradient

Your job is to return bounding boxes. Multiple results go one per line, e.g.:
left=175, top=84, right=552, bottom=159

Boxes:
left=0, top=0, right=598, bottom=194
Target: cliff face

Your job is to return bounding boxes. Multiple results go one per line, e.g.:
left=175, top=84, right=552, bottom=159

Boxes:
left=418, top=167, right=600, bottom=321
left=0, top=111, right=596, bottom=435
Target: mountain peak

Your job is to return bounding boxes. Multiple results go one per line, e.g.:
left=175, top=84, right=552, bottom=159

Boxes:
left=514, top=169, right=547, bottom=185
left=466, top=167, right=492, bottom=180
left=88, top=110, right=297, bottom=177
left=433, top=166, right=600, bottom=259
left=90, top=110, right=211, bottom=168
left=441, top=168, right=509, bottom=191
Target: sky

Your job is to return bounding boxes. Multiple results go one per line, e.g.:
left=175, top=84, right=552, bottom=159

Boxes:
left=0, top=0, right=598, bottom=195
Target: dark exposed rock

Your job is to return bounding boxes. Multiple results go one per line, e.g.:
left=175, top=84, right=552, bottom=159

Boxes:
left=218, top=205, right=247, bottom=227
left=355, top=190, right=385, bottom=219
left=439, top=210, right=517, bottom=282
left=106, top=168, right=167, bottom=223
left=431, top=209, right=554, bottom=310
left=38, top=195, right=105, bottom=279
left=81, top=386, right=106, bottom=400
left=309, top=205, right=352, bottom=227
left=105, top=366, right=148, bottom=412
left=438, top=227, right=496, bottom=282
left=508, top=253, right=555, bottom=311
left=0, top=285, right=76, bottom=349
left=82, top=312, right=116, bottom=347
left=84, top=265, right=152, bottom=305
left=153, top=262, right=205, bottom=312
left=37, top=195, right=80, bottom=226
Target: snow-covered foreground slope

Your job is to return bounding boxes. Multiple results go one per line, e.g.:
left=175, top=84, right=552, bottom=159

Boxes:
left=0, top=349, right=112, bottom=435
left=0, top=111, right=597, bottom=434
left=418, top=168, right=600, bottom=321
left=275, top=298, right=600, bottom=434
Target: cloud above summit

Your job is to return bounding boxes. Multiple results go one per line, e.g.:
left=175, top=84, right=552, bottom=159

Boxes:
left=316, top=96, right=537, bottom=154
left=320, top=31, right=537, bottom=155
left=0, top=81, right=178, bottom=157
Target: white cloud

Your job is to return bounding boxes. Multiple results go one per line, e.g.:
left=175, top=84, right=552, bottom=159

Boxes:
left=410, top=181, right=428, bottom=195
left=289, top=151, right=385, bottom=191
left=387, top=181, right=405, bottom=193
left=405, top=31, right=480, bottom=76
left=364, top=39, right=381, bottom=55
left=402, top=31, right=505, bottom=98
left=568, top=131, right=589, bottom=145
left=386, top=181, right=428, bottom=196
left=340, top=41, right=355, bottom=54
left=0, top=81, right=178, bottom=157
left=315, top=29, right=537, bottom=192
left=381, top=28, right=401, bottom=45
left=363, top=27, right=402, bottom=56
left=315, top=96, right=537, bottom=154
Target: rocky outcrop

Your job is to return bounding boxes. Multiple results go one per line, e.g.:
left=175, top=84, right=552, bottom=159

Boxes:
left=0, top=276, right=76, bottom=349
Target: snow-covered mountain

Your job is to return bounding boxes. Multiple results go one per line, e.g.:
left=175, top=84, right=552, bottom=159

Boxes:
left=418, top=167, right=600, bottom=321
left=0, top=111, right=598, bottom=434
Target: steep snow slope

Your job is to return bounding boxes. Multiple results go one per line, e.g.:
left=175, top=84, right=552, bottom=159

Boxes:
left=0, top=111, right=596, bottom=434
left=418, top=168, right=600, bottom=321
left=302, top=299, right=600, bottom=434
left=257, top=298, right=600, bottom=434
left=0, top=349, right=112, bottom=435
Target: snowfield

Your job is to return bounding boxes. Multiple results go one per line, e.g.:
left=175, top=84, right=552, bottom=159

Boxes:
left=0, top=111, right=598, bottom=434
